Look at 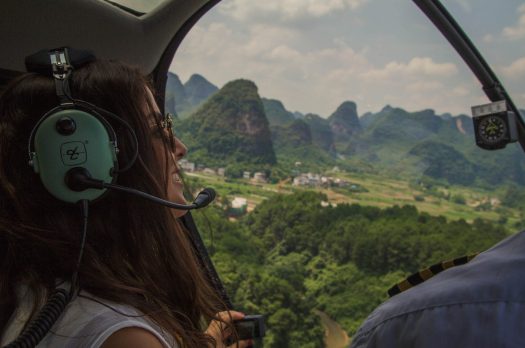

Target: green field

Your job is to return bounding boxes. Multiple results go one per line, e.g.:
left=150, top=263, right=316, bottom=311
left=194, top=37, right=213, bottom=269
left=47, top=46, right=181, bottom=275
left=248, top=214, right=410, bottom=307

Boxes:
left=186, top=171, right=514, bottom=347
left=186, top=170, right=523, bottom=231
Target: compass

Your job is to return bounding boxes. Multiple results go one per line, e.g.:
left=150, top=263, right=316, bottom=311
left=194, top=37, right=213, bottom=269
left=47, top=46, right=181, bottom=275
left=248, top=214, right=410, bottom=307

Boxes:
left=477, top=115, right=507, bottom=145
left=472, top=101, right=518, bottom=150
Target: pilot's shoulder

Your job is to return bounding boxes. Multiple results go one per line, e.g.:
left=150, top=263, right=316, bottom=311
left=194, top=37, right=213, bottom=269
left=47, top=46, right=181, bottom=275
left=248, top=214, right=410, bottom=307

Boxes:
left=351, top=231, right=525, bottom=347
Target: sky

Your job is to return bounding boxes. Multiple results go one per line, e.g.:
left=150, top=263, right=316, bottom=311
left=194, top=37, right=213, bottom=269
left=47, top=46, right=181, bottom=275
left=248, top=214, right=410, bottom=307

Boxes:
left=140, top=0, right=525, bottom=117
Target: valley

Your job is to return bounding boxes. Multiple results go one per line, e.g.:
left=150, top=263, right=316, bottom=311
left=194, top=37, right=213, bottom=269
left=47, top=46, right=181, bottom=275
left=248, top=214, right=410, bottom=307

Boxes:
left=168, top=72, right=525, bottom=348
left=186, top=168, right=522, bottom=231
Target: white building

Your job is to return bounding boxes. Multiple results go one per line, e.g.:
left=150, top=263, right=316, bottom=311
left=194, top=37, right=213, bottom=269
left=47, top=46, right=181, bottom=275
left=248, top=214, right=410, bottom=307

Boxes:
left=293, top=175, right=309, bottom=186
left=179, top=159, right=195, bottom=172
left=253, top=172, right=267, bottom=183
left=306, top=173, right=321, bottom=186
left=232, top=197, right=247, bottom=209
left=230, top=197, right=248, bottom=215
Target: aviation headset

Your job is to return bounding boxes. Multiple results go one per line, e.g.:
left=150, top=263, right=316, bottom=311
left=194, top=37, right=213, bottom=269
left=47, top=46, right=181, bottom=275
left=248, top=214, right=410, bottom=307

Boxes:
left=3, top=48, right=216, bottom=348
left=25, top=47, right=215, bottom=208
left=3, top=47, right=122, bottom=348
left=26, top=47, right=127, bottom=203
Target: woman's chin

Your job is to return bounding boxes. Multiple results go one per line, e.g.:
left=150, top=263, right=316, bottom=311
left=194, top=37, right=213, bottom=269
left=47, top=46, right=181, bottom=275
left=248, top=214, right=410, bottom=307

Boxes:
left=171, top=204, right=189, bottom=217
left=168, top=192, right=189, bottom=217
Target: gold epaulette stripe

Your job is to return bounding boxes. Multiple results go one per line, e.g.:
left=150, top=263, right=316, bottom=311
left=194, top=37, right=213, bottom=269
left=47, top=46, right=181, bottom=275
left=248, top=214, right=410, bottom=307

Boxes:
left=442, top=260, right=455, bottom=269
left=387, top=253, right=479, bottom=297
left=397, top=280, right=412, bottom=293
left=419, top=268, right=433, bottom=281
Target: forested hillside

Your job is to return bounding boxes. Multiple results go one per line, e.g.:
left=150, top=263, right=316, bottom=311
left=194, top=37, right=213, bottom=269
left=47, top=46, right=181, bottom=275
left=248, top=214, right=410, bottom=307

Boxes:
left=170, top=72, right=522, bottom=347
left=174, top=79, right=276, bottom=170
left=191, top=190, right=507, bottom=347
left=165, top=72, right=219, bottom=118
left=168, top=74, right=525, bottom=188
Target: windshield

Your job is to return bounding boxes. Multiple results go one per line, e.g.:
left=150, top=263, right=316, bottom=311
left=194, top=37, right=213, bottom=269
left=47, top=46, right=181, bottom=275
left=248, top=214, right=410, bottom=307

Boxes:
left=441, top=0, right=525, bottom=114
left=169, top=1, right=524, bottom=346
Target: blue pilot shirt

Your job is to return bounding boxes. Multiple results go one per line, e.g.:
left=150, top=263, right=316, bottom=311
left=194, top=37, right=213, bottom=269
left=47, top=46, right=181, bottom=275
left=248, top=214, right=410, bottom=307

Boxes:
left=350, top=230, right=525, bottom=348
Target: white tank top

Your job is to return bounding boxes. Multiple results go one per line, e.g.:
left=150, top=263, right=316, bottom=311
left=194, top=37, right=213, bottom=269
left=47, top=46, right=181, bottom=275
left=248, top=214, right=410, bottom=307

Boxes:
left=1, top=286, right=178, bottom=348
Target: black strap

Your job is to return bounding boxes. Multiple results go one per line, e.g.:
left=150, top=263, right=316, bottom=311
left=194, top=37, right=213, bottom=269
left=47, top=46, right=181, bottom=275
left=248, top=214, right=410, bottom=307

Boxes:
left=180, top=213, right=233, bottom=309
left=49, top=49, right=73, bottom=105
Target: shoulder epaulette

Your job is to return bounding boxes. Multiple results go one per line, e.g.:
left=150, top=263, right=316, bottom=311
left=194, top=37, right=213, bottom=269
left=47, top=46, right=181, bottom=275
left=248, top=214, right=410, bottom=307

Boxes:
left=387, top=253, right=479, bottom=297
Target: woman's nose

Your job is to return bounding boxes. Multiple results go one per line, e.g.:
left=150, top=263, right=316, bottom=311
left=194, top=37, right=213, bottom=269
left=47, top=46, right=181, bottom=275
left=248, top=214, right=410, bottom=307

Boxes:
left=174, top=136, right=187, bottom=160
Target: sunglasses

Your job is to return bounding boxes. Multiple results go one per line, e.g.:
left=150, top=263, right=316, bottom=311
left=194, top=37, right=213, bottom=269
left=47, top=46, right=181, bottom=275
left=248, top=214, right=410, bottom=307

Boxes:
left=160, top=112, right=175, bottom=133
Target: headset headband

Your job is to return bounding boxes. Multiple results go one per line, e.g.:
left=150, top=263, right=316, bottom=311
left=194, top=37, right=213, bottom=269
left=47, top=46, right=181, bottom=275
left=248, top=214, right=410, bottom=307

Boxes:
left=26, top=48, right=119, bottom=203
left=26, top=47, right=96, bottom=104
left=25, top=47, right=96, bottom=76
left=50, top=49, right=72, bottom=105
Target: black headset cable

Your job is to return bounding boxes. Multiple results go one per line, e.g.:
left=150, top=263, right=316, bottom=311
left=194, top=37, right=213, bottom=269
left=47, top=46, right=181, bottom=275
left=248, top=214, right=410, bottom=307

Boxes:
left=3, top=200, right=89, bottom=348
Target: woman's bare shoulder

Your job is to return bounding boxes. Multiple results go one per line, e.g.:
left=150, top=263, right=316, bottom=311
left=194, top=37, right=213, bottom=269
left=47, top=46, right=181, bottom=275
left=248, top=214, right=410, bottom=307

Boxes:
left=101, top=327, right=166, bottom=348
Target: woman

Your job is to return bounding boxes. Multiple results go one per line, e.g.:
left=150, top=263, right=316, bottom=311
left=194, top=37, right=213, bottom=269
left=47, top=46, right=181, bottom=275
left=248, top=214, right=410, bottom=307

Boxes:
left=0, top=59, right=251, bottom=347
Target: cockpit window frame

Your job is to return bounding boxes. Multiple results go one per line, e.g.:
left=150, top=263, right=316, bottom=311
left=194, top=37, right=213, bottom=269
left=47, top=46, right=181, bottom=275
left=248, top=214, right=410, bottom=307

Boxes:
left=102, top=0, right=163, bottom=16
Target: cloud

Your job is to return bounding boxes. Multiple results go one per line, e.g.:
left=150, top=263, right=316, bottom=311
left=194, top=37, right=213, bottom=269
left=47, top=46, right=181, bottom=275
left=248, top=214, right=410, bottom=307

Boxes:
left=219, top=0, right=368, bottom=22
left=502, top=4, right=525, bottom=40
left=452, top=86, right=470, bottom=97
left=172, top=21, right=476, bottom=116
left=405, top=81, right=444, bottom=93
left=455, top=0, right=472, bottom=13
left=360, top=57, right=458, bottom=80
left=502, top=56, right=525, bottom=78
left=483, top=34, right=494, bottom=43
left=242, top=25, right=299, bottom=58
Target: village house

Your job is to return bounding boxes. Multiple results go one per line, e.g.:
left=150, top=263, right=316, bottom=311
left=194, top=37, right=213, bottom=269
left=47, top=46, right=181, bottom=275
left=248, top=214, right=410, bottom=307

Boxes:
left=230, top=197, right=248, bottom=215
left=179, top=159, right=195, bottom=172
left=252, top=172, right=267, bottom=183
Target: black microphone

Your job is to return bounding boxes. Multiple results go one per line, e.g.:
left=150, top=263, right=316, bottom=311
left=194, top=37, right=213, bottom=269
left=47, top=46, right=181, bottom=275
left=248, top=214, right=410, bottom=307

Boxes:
left=193, top=188, right=215, bottom=208
left=65, top=168, right=216, bottom=210
left=102, top=183, right=215, bottom=210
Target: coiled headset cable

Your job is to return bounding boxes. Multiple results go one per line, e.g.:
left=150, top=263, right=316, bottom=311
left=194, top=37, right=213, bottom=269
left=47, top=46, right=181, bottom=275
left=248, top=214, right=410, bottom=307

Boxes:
left=3, top=200, right=89, bottom=348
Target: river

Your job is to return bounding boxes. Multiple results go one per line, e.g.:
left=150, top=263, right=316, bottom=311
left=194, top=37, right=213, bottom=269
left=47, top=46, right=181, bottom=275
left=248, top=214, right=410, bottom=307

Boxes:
left=315, top=310, right=351, bottom=348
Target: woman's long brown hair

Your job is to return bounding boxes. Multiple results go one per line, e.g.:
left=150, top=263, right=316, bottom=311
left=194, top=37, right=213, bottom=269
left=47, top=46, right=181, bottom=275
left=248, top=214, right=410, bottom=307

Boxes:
left=0, top=60, right=227, bottom=347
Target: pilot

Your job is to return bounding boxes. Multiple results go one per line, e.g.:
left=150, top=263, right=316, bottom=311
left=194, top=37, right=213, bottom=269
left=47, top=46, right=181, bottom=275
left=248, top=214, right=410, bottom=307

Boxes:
left=0, top=56, right=252, bottom=348
left=349, top=230, right=525, bottom=347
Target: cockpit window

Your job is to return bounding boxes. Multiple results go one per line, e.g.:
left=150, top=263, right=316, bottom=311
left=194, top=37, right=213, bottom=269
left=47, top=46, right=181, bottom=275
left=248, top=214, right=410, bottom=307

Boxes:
left=169, top=1, right=524, bottom=346
left=441, top=0, right=525, bottom=121
left=103, top=0, right=165, bottom=15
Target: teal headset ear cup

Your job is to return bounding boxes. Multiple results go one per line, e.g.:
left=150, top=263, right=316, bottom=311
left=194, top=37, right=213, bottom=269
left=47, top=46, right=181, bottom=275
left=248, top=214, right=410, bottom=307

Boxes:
left=32, top=108, right=118, bottom=203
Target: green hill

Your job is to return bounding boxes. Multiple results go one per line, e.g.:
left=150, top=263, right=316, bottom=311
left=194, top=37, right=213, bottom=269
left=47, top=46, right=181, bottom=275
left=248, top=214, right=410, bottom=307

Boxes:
left=171, top=72, right=525, bottom=187
left=184, top=74, right=219, bottom=107
left=272, top=119, right=312, bottom=148
left=176, top=79, right=276, bottom=168
left=408, top=141, right=476, bottom=186
left=328, top=101, right=362, bottom=145
left=165, top=73, right=218, bottom=118
left=262, top=98, right=296, bottom=126
left=349, top=105, right=525, bottom=186
left=304, top=113, right=335, bottom=153
left=165, top=72, right=187, bottom=116
left=271, top=118, right=335, bottom=171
